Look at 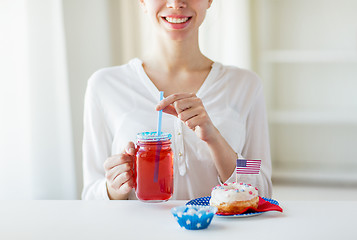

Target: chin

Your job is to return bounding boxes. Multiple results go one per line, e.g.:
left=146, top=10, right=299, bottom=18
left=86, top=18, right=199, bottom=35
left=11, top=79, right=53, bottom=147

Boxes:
left=165, top=30, right=195, bottom=42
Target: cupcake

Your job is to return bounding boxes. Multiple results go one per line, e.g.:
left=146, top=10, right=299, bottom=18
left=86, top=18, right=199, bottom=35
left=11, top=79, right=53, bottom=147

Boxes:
left=210, top=182, right=259, bottom=214
left=171, top=205, right=217, bottom=230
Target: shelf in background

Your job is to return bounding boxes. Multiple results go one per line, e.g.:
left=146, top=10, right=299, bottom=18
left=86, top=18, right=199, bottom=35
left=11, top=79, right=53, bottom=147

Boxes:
left=268, top=110, right=357, bottom=124
left=273, top=184, right=357, bottom=201
left=253, top=0, right=357, bottom=198
left=262, top=50, right=357, bottom=63
left=272, top=167, right=357, bottom=187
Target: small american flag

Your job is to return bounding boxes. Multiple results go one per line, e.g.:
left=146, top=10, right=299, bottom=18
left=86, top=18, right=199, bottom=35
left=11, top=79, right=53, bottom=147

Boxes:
left=236, top=159, right=261, bottom=175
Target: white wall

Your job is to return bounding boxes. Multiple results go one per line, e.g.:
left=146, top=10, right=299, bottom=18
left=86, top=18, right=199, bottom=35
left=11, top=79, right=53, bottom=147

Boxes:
left=62, top=0, right=114, bottom=198
left=200, top=0, right=252, bottom=69
left=0, top=0, right=32, bottom=199
left=0, top=0, right=77, bottom=199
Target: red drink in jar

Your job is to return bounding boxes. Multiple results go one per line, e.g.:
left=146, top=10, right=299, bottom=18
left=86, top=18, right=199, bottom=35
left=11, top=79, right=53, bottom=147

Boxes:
left=135, top=132, right=174, bottom=202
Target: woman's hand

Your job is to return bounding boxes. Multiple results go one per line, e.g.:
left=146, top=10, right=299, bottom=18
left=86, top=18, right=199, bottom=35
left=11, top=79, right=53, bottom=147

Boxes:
left=103, top=142, right=136, bottom=200
left=156, top=93, right=219, bottom=143
left=156, top=92, right=237, bottom=182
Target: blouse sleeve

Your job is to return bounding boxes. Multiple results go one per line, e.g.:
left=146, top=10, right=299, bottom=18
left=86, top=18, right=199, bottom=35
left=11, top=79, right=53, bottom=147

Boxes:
left=81, top=76, right=112, bottom=200
left=224, top=83, right=273, bottom=198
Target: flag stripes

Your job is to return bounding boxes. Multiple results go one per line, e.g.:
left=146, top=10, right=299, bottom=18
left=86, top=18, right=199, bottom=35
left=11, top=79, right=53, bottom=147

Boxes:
left=236, top=159, right=261, bottom=175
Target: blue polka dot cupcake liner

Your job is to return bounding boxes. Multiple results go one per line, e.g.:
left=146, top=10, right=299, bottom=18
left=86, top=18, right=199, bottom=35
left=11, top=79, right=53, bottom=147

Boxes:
left=171, top=205, right=218, bottom=230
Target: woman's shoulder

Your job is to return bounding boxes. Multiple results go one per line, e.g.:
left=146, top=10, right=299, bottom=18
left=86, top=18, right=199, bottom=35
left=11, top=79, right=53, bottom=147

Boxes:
left=216, top=62, right=263, bottom=88
left=86, top=58, right=142, bottom=92
left=89, top=58, right=139, bottom=82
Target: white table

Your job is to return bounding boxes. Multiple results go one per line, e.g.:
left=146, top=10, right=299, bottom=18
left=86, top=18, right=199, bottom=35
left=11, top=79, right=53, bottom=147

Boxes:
left=0, top=200, right=356, bottom=240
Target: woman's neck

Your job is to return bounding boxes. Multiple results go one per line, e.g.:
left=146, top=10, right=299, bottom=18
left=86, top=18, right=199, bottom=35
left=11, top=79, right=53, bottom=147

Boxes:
left=142, top=32, right=212, bottom=73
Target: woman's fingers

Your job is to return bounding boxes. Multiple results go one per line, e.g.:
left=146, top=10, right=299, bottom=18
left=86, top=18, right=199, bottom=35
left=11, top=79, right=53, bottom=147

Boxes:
left=156, top=93, right=202, bottom=117
left=177, top=103, right=204, bottom=121
left=118, top=179, right=134, bottom=194
left=156, top=93, right=207, bottom=126
left=156, top=93, right=195, bottom=111
left=179, top=110, right=205, bottom=130
left=104, top=141, right=136, bottom=197
left=160, top=105, right=178, bottom=117
left=155, top=92, right=216, bottom=142
left=105, top=162, right=132, bottom=182
left=174, top=97, right=202, bottom=113
left=105, top=159, right=135, bottom=194
left=125, top=141, right=136, bottom=156
left=103, top=141, right=135, bottom=171
left=103, top=153, right=132, bottom=171
left=112, top=170, right=134, bottom=190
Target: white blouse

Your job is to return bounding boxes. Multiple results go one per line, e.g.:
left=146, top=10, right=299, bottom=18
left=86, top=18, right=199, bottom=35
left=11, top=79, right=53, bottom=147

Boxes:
left=82, top=58, right=272, bottom=200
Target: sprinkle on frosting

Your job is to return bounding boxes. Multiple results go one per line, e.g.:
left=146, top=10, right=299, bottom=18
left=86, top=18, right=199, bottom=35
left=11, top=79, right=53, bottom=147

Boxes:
left=210, top=182, right=259, bottom=205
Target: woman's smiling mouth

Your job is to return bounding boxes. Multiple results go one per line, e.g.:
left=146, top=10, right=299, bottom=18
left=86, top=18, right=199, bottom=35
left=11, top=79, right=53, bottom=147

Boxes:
left=163, top=16, right=191, bottom=24
left=161, top=16, right=192, bottom=30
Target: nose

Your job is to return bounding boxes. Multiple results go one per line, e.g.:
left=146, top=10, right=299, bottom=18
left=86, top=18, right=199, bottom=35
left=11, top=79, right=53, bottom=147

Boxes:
left=166, top=0, right=187, bottom=9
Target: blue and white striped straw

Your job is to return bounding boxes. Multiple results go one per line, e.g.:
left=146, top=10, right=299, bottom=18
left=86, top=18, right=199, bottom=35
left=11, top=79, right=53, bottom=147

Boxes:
left=157, top=91, right=164, bottom=136
left=154, top=91, right=164, bottom=182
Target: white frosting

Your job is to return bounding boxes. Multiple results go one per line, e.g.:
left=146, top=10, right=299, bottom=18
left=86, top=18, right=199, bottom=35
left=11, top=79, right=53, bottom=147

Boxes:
left=210, top=182, right=258, bottom=205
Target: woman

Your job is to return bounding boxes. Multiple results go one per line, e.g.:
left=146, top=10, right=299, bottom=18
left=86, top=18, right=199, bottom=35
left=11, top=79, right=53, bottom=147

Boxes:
left=82, top=0, right=272, bottom=200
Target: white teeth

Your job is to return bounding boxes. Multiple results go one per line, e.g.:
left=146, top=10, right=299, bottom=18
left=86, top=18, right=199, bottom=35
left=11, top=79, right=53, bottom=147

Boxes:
left=165, top=17, right=189, bottom=24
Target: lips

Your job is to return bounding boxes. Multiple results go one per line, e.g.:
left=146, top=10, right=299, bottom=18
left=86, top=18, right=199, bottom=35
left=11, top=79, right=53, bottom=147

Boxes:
left=161, top=15, right=192, bottom=29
